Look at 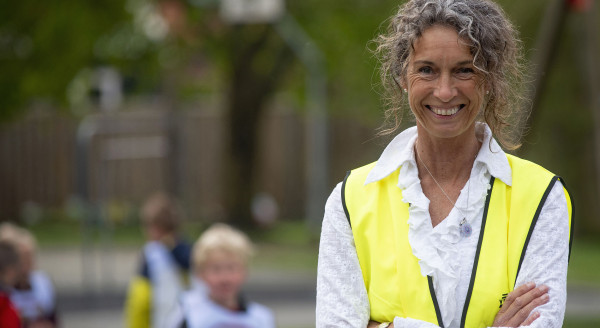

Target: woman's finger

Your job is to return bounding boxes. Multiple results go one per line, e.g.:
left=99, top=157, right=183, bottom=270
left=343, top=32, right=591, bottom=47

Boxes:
left=501, top=284, right=548, bottom=323
left=520, top=311, right=540, bottom=327
left=496, top=282, right=536, bottom=317
left=367, top=320, right=381, bottom=328
left=511, top=293, right=549, bottom=326
left=493, top=283, right=550, bottom=326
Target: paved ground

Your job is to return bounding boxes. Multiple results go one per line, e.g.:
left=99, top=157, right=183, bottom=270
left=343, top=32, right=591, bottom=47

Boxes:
left=37, top=246, right=600, bottom=328
left=39, top=246, right=316, bottom=328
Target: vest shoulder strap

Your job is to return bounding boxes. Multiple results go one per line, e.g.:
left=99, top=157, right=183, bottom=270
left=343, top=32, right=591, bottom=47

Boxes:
left=342, top=162, right=441, bottom=325
left=341, top=162, right=377, bottom=228
left=462, top=154, right=573, bottom=327
left=504, top=154, right=573, bottom=280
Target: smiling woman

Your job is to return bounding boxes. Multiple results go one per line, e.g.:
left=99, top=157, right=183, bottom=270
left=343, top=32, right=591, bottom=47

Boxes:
left=316, top=1, right=573, bottom=328
left=375, top=0, right=526, bottom=151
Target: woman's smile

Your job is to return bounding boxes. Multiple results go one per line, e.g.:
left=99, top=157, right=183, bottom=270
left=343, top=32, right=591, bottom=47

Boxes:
left=426, top=104, right=466, bottom=117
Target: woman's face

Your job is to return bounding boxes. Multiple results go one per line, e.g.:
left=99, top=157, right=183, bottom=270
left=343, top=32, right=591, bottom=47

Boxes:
left=405, top=25, right=485, bottom=141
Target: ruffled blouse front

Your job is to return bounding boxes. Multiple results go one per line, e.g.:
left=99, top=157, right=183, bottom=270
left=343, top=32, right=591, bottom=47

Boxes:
left=364, top=123, right=511, bottom=327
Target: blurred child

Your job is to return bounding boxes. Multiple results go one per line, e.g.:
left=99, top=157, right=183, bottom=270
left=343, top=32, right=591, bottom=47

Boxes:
left=0, top=240, right=21, bottom=328
left=0, top=223, right=57, bottom=328
left=125, top=192, right=192, bottom=328
left=169, top=223, right=275, bottom=328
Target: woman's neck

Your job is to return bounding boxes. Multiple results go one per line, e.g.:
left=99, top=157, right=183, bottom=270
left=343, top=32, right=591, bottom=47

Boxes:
left=415, top=128, right=481, bottom=184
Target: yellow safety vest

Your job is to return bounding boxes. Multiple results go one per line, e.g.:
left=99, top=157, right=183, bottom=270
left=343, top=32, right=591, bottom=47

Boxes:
left=342, top=154, right=572, bottom=328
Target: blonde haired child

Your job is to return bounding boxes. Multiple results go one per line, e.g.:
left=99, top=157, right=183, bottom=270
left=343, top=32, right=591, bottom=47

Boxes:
left=170, top=223, right=274, bottom=328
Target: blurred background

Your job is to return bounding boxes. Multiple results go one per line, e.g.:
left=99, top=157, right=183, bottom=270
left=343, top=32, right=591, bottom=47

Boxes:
left=0, top=0, right=599, bottom=327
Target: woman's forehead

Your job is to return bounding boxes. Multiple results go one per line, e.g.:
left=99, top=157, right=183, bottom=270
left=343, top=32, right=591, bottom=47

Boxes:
left=410, top=26, right=473, bottom=64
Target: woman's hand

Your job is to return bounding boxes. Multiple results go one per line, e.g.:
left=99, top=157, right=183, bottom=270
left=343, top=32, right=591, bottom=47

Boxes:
left=492, top=282, right=549, bottom=327
left=367, top=283, right=548, bottom=328
left=367, top=320, right=393, bottom=328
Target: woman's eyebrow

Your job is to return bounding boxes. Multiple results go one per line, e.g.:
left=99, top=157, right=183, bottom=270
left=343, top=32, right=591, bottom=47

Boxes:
left=456, top=60, right=473, bottom=66
left=412, top=59, right=473, bottom=66
left=412, top=60, right=435, bottom=66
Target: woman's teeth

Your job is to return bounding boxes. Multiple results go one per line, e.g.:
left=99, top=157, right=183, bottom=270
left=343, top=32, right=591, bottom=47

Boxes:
left=431, top=106, right=460, bottom=116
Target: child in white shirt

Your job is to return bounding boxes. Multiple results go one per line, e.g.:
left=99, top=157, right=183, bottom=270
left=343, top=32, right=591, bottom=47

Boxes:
left=170, top=223, right=275, bottom=328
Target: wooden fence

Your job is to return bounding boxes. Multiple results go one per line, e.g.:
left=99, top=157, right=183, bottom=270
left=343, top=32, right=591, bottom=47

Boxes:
left=0, top=111, right=76, bottom=221
left=0, top=106, right=382, bottom=224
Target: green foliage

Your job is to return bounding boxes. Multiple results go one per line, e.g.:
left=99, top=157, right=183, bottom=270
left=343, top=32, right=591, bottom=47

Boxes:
left=288, top=0, right=398, bottom=121
left=1, top=0, right=579, bottom=124
left=0, top=1, right=135, bottom=119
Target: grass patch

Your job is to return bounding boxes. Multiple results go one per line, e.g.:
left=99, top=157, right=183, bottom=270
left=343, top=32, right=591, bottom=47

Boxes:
left=568, top=237, right=600, bottom=286
left=28, top=220, right=84, bottom=246
left=30, top=218, right=315, bottom=245
left=248, top=220, right=318, bottom=271
left=252, top=242, right=318, bottom=271
left=28, top=219, right=146, bottom=247
left=31, top=218, right=598, bottom=278
left=563, top=317, right=600, bottom=328
left=248, top=220, right=315, bottom=246
left=29, top=218, right=318, bottom=271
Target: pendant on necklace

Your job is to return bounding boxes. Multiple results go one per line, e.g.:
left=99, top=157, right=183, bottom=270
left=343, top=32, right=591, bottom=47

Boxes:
left=459, top=218, right=472, bottom=238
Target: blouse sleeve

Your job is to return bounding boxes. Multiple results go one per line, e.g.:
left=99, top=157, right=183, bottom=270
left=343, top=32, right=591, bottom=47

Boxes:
left=490, top=181, right=570, bottom=328
left=316, top=183, right=371, bottom=328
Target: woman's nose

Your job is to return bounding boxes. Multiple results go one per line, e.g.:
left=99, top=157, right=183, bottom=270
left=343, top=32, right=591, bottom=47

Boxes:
left=433, top=74, right=456, bottom=102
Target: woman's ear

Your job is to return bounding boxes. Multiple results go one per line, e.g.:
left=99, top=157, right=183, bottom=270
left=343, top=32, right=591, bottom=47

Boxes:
left=393, top=75, right=407, bottom=93
left=483, top=80, right=491, bottom=95
left=400, top=74, right=410, bottom=93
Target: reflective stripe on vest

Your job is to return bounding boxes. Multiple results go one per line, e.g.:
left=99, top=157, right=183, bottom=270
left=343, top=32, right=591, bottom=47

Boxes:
left=342, top=154, right=572, bottom=328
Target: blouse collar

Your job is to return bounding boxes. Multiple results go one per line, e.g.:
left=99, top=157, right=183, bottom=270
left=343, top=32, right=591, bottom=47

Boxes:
left=364, top=123, right=512, bottom=186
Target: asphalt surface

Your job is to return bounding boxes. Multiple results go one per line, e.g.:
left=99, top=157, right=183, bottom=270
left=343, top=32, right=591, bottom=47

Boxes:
left=39, top=246, right=316, bottom=328
left=38, top=246, right=600, bottom=328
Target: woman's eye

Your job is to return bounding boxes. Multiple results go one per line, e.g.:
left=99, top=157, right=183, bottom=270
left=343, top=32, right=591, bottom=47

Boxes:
left=418, top=66, right=433, bottom=74
left=456, top=67, right=474, bottom=75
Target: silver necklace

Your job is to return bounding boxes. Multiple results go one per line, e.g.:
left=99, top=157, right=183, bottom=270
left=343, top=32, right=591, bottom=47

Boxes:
left=415, top=145, right=473, bottom=238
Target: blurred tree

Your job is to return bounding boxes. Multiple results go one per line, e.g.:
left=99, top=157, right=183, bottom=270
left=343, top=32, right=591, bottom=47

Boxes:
left=518, top=0, right=600, bottom=234
left=222, top=25, right=294, bottom=228
left=155, top=1, right=296, bottom=227
left=1, top=0, right=599, bottom=233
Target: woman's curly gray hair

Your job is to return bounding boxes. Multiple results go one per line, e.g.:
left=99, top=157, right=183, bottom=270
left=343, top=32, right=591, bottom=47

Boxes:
left=374, top=0, right=527, bottom=149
